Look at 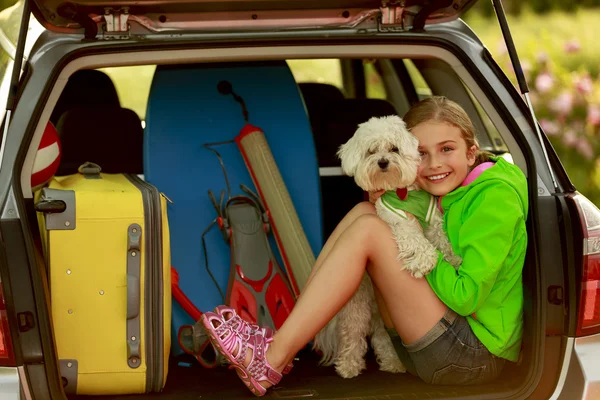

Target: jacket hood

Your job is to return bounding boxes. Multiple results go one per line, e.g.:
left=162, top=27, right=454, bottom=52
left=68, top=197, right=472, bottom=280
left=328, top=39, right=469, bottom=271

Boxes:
left=441, top=156, right=529, bottom=220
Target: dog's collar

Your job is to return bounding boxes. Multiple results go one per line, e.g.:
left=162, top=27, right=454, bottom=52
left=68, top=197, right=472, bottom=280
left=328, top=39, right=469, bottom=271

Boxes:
left=395, top=188, right=408, bottom=200
left=395, top=184, right=419, bottom=201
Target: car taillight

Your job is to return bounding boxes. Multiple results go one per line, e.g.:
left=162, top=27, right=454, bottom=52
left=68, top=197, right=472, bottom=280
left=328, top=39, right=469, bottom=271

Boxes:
left=0, top=282, right=15, bottom=366
left=572, top=193, right=600, bottom=336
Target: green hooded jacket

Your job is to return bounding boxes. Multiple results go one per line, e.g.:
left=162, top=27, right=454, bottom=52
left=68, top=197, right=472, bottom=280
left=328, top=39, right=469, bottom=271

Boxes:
left=425, top=156, right=528, bottom=362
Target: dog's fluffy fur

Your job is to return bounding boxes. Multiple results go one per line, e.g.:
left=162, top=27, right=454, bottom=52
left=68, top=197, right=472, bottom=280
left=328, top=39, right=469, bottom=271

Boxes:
left=313, top=115, right=461, bottom=379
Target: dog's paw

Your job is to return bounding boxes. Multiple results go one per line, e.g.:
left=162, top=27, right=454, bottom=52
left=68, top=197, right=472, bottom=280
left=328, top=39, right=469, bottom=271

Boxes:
left=446, top=254, right=462, bottom=269
left=379, top=358, right=407, bottom=374
left=403, top=255, right=437, bottom=278
left=335, top=359, right=366, bottom=379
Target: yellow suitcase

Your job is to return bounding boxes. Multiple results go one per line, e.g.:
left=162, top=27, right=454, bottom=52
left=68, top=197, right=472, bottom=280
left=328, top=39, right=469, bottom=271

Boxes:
left=35, top=164, right=171, bottom=396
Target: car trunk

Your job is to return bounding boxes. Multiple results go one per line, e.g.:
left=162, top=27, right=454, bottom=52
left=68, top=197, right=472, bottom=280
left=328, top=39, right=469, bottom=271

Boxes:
left=2, top=0, right=564, bottom=398
left=32, top=51, right=541, bottom=400
left=23, top=54, right=547, bottom=400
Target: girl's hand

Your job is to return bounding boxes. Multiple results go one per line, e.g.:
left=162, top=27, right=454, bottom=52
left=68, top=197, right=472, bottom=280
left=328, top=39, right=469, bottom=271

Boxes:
left=369, top=189, right=385, bottom=203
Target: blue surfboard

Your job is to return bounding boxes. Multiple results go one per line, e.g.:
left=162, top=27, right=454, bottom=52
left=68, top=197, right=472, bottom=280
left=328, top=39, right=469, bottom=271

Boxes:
left=144, top=61, right=323, bottom=356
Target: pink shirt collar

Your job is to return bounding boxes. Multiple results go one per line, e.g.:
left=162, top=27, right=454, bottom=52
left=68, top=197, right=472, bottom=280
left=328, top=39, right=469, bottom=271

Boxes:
left=460, top=162, right=495, bottom=187
left=436, top=162, right=495, bottom=213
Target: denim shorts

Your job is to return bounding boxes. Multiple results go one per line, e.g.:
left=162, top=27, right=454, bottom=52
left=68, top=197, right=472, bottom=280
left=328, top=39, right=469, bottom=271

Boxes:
left=388, top=308, right=506, bottom=385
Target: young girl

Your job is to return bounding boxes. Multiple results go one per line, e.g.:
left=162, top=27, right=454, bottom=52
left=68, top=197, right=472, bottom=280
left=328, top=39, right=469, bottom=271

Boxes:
left=201, top=96, right=529, bottom=396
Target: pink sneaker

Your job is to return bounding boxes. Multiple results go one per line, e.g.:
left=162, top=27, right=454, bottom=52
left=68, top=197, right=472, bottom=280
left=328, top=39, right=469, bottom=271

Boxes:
left=212, top=306, right=293, bottom=374
left=201, top=307, right=284, bottom=396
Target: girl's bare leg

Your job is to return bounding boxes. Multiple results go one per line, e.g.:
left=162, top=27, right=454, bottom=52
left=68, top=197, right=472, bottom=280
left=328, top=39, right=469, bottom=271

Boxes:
left=250, top=214, right=447, bottom=389
left=303, top=202, right=377, bottom=288
left=308, top=202, right=393, bottom=328
left=373, top=281, right=395, bottom=329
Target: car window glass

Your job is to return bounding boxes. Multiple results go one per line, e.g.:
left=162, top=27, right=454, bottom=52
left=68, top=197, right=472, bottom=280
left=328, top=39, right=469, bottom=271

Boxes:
left=403, top=60, right=432, bottom=100
left=403, top=58, right=505, bottom=154
left=0, top=48, right=9, bottom=81
left=0, top=1, right=24, bottom=47
left=288, top=59, right=343, bottom=91
left=98, top=66, right=156, bottom=124
left=461, top=82, right=509, bottom=153
left=364, top=60, right=386, bottom=100
left=0, top=48, right=13, bottom=152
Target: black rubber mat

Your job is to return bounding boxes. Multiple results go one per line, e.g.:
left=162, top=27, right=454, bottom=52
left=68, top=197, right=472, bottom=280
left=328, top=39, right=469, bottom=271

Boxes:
left=76, top=349, right=518, bottom=400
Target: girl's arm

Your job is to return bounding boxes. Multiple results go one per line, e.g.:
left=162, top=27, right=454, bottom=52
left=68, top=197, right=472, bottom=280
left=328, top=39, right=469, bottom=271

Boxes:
left=425, top=180, right=526, bottom=316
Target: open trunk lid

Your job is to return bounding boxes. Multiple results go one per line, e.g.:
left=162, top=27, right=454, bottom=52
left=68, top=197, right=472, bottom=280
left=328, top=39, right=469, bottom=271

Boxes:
left=28, top=0, right=478, bottom=36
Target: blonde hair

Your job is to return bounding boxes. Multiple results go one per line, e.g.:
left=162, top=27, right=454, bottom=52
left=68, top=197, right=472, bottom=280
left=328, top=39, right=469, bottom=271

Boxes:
left=403, top=96, right=493, bottom=168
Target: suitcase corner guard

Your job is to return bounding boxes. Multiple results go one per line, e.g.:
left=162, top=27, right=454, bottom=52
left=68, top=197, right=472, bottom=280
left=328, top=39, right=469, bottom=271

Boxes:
left=59, top=359, right=78, bottom=394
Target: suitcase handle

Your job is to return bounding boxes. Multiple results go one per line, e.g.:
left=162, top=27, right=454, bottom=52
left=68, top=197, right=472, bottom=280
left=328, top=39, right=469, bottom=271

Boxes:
left=126, top=224, right=142, bottom=368
left=78, top=162, right=102, bottom=178
left=127, top=274, right=140, bottom=319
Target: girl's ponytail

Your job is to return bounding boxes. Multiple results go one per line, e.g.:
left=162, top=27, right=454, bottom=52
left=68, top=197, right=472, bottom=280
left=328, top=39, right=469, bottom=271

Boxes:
left=473, top=150, right=495, bottom=168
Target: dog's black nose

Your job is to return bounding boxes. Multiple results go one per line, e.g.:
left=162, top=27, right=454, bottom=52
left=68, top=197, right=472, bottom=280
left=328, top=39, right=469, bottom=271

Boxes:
left=378, top=159, right=389, bottom=169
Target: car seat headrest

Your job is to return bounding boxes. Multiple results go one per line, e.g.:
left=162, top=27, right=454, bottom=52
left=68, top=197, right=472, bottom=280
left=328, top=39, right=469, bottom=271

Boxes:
left=299, top=83, right=346, bottom=133
left=315, top=98, right=399, bottom=167
left=50, top=70, right=121, bottom=125
left=55, top=107, right=143, bottom=176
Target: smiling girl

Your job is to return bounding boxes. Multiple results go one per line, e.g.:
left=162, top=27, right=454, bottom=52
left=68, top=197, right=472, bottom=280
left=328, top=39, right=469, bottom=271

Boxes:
left=201, top=96, right=529, bottom=396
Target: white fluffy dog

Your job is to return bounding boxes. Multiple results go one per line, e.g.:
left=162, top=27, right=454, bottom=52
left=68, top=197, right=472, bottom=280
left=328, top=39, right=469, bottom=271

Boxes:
left=313, top=115, right=461, bottom=379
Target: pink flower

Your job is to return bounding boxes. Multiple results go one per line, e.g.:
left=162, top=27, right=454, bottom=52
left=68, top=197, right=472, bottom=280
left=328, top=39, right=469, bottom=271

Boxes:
left=588, top=104, right=600, bottom=127
left=574, top=73, right=594, bottom=96
left=535, top=72, right=554, bottom=94
left=562, top=129, right=578, bottom=148
left=496, top=40, right=508, bottom=57
left=520, top=60, right=532, bottom=80
left=549, top=92, right=574, bottom=116
left=540, top=118, right=560, bottom=136
left=564, top=39, right=581, bottom=53
left=576, top=137, right=594, bottom=160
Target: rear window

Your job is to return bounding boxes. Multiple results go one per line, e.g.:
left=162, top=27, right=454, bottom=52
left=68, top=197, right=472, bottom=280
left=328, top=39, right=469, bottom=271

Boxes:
left=99, top=66, right=155, bottom=123
left=288, top=59, right=343, bottom=91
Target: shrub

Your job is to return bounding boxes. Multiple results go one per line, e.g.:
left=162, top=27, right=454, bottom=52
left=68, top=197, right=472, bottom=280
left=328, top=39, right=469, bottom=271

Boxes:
left=493, top=39, right=600, bottom=205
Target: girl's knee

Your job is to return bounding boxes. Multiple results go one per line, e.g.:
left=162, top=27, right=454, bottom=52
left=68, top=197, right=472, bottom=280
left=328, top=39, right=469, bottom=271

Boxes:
left=352, top=201, right=376, bottom=216
left=352, top=213, right=390, bottom=239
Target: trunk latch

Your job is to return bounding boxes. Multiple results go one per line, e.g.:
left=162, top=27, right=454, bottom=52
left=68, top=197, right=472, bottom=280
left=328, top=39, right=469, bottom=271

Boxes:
left=379, top=0, right=453, bottom=32
left=103, top=7, right=130, bottom=40
left=379, top=1, right=404, bottom=31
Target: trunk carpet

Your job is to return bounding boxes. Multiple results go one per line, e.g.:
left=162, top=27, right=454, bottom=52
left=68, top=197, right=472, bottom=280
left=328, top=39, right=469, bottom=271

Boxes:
left=75, top=349, right=518, bottom=400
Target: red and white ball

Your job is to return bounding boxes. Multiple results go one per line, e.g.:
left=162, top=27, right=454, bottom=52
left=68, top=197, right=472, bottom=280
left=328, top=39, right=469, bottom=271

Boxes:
left=31, top=122, right=61, bottom=190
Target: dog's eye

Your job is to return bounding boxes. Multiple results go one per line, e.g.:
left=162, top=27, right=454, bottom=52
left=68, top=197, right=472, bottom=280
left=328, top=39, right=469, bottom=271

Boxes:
left=391, top=147, right=399, bottom=153
left=368, top=149, right=376, bottom=155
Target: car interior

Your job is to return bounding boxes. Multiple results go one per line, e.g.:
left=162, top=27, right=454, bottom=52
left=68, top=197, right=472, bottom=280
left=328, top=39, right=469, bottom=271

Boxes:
left=21, top=54, right=543, bottom=399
